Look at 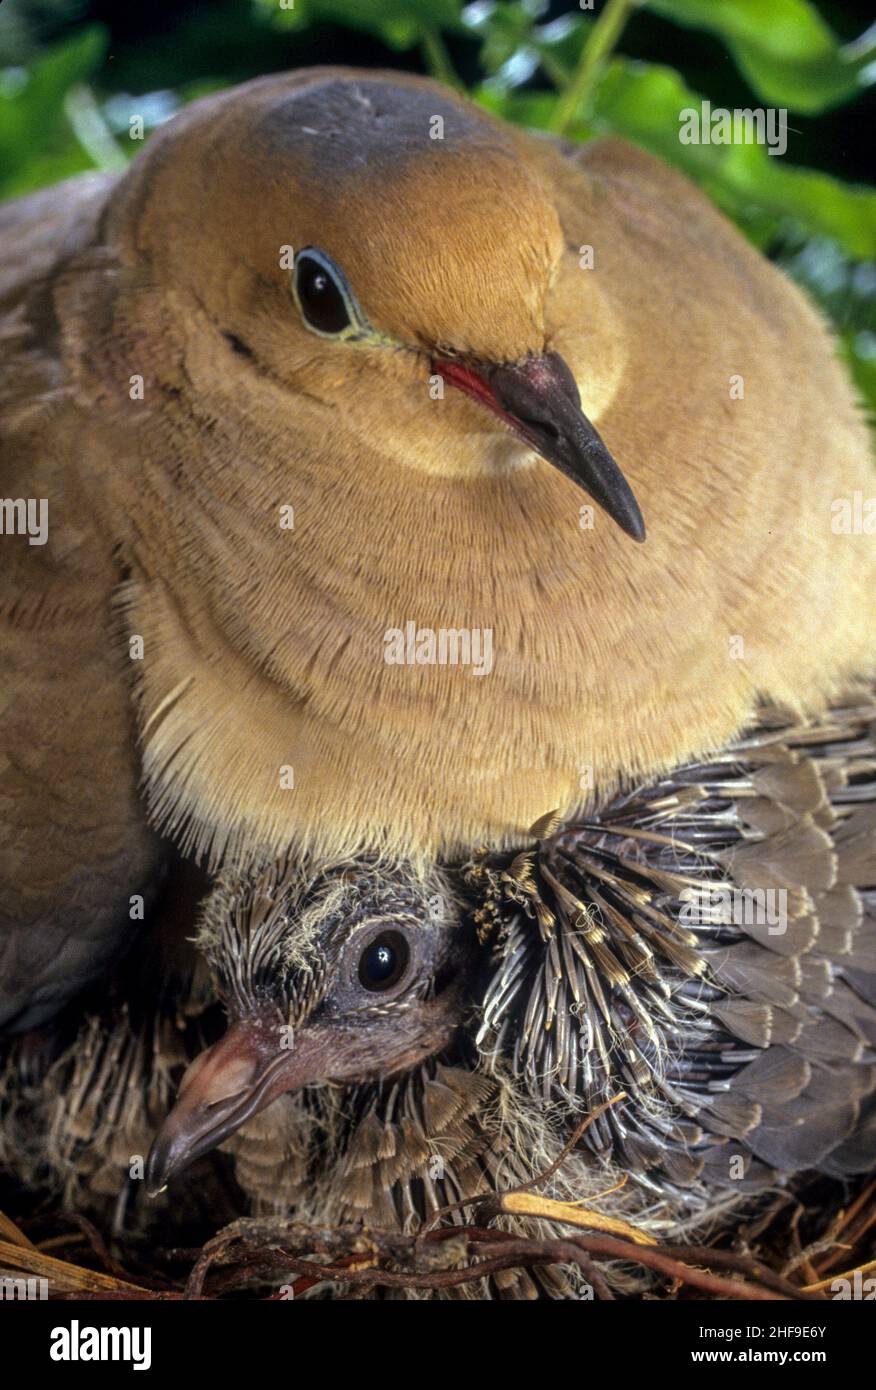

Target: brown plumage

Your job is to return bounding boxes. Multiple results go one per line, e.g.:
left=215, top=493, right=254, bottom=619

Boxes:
left=3, top=692, right=873, bottom=1298
left=2, top=68, right=874, bottom=1035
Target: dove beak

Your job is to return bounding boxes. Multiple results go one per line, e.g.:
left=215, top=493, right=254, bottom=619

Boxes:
left=433, top=349, right=646, bottom=542
left=145, top=1015, right=329, bottom=1196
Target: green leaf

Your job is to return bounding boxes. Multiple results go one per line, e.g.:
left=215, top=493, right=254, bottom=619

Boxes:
left=475, top=85, right=559, bottom=129
left=0, top=26, right=108, bottom=197
left=648, top=0, right=876, bottom=113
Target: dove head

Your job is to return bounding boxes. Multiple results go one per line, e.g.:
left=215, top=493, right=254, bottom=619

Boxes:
left=107, top=67, right=644, bottom=540
left=145, top=864, right=475, bottom=1194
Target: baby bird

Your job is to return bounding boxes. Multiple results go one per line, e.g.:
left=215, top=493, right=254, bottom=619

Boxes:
left=146, top=864, right=480, bottom=1199
left=2, top=67, right=874, bottom=1035
left=142, top=691, right=876, bottom=1254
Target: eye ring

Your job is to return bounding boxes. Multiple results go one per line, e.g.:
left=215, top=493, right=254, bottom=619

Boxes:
left=357, top=930, right=410, bottom=993
left=292, top=246, right=361, bottom=339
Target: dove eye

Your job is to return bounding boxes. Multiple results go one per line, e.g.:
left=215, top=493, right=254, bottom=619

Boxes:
left=357, top=931, right=410, bottom=992
left=292, top=247, right=358, bottom=338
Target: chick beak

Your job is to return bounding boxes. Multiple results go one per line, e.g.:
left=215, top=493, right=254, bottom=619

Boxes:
left=433, top=349, right=646, bottom=542
left=145, top=1014, right=328, bottom=1196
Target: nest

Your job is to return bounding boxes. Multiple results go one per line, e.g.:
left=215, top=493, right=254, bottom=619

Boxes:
left=2, top=1104, right=873, bottom=1301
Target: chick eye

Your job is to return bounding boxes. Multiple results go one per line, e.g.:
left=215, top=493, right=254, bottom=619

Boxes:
left=293, top=247, right=356, bottom=337
left=358, top=931, right=410, bottom=992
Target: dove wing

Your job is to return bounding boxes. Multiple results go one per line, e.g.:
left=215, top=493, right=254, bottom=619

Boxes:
left=0, top=174, right=163, bottom=1032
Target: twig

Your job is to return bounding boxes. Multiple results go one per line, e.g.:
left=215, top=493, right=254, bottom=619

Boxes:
left=548, top=0, right=643, bottom=135
left=802, top=1257, right=876, bottom=1295
left=477, top=1190, right=656, bottom=1246
left=55, top=1212, right=143, bottom=1286
left=0, top=1237, right=149, bottom=1296
left=420, top=29, right=463, bottom=92
left=812, top=1177, right=876, bottom=1275
left=181, top=1217, right=817, bottom=1302
left=0, top=1208, right=36, bottom=1249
